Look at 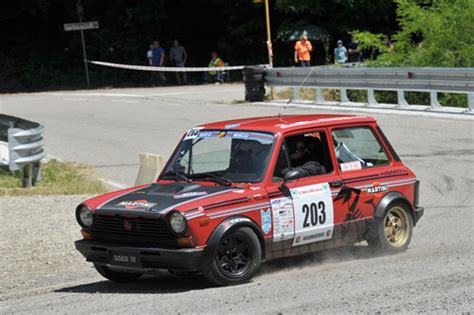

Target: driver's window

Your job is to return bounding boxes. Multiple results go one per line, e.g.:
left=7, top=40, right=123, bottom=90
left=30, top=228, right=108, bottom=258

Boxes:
left=272, top=142, right=290, bottom=181
left=272, top=130, right=332, bottom=181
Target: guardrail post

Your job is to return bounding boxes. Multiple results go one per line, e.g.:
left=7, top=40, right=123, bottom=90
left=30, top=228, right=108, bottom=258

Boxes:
left=367, top=89, right=377, bottom=105
left=397, top=90, right=409, bottom=107
left=22, top=164, right=33, bottom=188
left=340, top=88, right=350, bottom=104
left=468, top=93, right=474, bottom=112
left=430, top=91, right=441, bottom=109
left=315, top=88, right=325, bottom=104
left=293, top=87, right=300, bottom=101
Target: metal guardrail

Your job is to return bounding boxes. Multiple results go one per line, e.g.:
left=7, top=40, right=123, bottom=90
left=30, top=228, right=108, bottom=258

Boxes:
left=0, top=114, right=46, bottom=187
left=265, top=67, right=474, bottom=113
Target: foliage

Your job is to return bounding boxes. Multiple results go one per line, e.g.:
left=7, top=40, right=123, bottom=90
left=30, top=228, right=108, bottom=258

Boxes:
left=0, top=159, right=107, bottom=196
left=353, top=0, right=474, bottom=67
left=350, top=0, right=472, bottom=107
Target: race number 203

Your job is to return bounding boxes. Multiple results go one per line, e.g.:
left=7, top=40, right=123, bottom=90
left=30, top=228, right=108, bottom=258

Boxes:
left=291, top=183, right=334, bottom=246
left=302, top=201, right=326, bottom=227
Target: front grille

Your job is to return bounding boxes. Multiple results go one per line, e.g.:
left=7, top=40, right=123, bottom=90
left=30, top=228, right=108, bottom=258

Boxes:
left=91, top=215, right=175, bottom=241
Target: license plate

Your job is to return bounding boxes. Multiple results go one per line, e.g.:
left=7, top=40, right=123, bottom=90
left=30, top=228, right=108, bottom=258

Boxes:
left=109, top=251, right=141, bottom=267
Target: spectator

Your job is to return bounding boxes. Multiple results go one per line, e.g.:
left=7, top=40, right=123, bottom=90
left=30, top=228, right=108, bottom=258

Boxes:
left=146, top=43, right=153, bottom=65
left=205, top=52, right=225, bottom=84
left=170, top=40, right=188, bottom=85
left=383, top=34, right=394, bottom=51
left=348, top=40, right=363, bottom=63
left=151, top=40, right=166, bottom=86
left=294, top=35, right=313, bottom=67
left=334, top=40, right=348, bottom=64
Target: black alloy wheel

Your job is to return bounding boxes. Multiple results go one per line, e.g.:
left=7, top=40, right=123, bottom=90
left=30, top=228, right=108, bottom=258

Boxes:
left=204, top=227, right=261, bottom=286
left=216, top=233, right=253, bottom=278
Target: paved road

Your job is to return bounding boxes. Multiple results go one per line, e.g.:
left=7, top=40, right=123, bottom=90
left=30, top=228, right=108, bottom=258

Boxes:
left=0, top=84, right=473, bottom=313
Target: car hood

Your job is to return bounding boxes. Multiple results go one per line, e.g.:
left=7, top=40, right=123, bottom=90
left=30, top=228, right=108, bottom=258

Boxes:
left=84, top=182, right=237, bottom=217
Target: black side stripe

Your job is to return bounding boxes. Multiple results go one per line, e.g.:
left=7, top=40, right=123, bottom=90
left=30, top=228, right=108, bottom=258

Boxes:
left=343, top=172, right=409, bottom=184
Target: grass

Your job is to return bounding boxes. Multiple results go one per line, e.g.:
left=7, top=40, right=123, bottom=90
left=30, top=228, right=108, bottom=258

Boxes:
left=0, top=159, right=107, bottom=196
left=270, top=88, right=341, bottom=102
left=269, top=88, right=468, bottom=107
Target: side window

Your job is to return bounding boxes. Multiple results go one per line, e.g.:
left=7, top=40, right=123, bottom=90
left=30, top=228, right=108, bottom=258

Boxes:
left=332, top=127, right=390, bottom=171
left=272, top=142, right=290, bottom=181
left=272, top=130, right=333, bottom=181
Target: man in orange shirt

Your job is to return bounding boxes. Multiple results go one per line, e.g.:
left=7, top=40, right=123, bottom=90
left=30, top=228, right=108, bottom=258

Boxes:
left=294, top=35, right=313, bottom=67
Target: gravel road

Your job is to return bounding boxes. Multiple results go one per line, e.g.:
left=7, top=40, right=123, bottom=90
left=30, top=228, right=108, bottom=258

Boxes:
left=0, top=85, right=472, bottom=313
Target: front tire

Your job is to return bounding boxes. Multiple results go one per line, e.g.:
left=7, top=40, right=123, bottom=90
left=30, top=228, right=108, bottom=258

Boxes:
left=94, top=263, right=143, bottom=283
left=204, top=227, right=261, bottom=286
left=367, top=202, right=413, bottom=253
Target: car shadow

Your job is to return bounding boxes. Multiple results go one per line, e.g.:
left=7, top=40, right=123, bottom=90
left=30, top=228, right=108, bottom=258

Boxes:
left=56, top=272, right=213, bottom=295
left=57, top=245, right=378, bottom=294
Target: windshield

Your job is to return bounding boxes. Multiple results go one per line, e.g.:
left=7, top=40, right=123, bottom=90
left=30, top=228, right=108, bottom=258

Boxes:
left=163, top=129, right=275, bottom=183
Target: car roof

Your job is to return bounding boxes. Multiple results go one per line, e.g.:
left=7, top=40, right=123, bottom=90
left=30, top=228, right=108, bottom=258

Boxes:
left=200, top=114, right=376, bottom=134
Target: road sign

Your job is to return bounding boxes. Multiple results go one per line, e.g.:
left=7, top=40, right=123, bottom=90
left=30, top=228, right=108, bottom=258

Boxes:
left=64, top=21, right=99, bottom=31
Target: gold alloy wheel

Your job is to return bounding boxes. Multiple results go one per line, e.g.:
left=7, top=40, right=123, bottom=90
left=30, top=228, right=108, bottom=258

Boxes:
left=383, top=206, right=410, bottom=248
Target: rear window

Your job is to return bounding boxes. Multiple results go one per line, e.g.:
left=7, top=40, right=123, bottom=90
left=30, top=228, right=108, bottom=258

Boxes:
left=332, top=127, right=390, bottom=171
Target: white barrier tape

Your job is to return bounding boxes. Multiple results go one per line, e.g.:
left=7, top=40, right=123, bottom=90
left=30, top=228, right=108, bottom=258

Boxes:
left=88, top=60, right=267, bottom=72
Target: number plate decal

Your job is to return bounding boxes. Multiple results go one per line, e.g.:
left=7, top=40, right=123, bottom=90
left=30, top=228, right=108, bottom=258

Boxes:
left=290, top=183, right=334, bottom=246
left=109, top=251, right=141, bottom=267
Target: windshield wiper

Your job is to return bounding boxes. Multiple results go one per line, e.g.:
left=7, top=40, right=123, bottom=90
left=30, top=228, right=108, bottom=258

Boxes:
left=164, top=170, right=192, bottom=183
left=194, top=172, right=232, bottom=186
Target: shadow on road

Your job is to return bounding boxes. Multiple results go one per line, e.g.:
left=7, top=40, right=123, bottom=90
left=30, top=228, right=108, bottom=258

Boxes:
left=56, top=272, right=212, bottom=295
left=57, top=245, right=379, bottom=294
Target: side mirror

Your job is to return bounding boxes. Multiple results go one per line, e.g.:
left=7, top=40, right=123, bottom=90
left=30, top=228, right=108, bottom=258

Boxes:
left=283, top=169, right=302, bottom=182
left=278, top=169, right=302, bottom=192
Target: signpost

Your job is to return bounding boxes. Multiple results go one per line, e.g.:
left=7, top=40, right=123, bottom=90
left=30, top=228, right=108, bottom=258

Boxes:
left=64, top=21, right=99, bottom=32
left=63, top=0, right=98, bottom=88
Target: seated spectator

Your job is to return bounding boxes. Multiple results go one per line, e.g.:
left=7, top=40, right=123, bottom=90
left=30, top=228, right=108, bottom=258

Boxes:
left=204, top=52, right=225, bottom=84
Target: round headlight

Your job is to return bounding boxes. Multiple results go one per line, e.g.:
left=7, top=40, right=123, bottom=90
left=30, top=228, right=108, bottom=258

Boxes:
left=168, top=211, right=187, bottom=235
left=77, top=206, right=93, bottom=228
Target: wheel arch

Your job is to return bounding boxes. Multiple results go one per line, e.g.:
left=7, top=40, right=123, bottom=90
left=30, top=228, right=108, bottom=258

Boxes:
left=200, top=216, right=266, bottom=272
left=374, top=191, right=416, bottom=225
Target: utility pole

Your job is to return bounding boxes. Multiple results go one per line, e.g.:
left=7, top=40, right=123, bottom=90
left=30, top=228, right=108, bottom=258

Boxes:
left=76, top=0, right=91, bottom=88
left=264, top=0, right=273, bottom=67
left=263, top=0, right=275, bottom=98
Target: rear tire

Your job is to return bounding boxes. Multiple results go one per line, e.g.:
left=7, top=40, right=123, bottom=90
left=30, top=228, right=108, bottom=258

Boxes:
left=94, top=263, right=142, bottom=283
left=204, top=227, right=261, bottom=286
left=367, top=202, right=413, bottom=253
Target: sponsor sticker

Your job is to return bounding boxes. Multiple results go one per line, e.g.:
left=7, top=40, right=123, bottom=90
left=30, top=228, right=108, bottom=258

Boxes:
left=173, top=191, right=208, bottom=199
left=271, top=197, right=294, bottom=242
left=225, top=123, right=240, bottom=129
left=367, top=182, right=388, bottom=197
left=184, top=127, right=204, bottom=140
left=340, top=160, right=362, bottom=172
left=116, top=200, right=157, bottom=209
left=261, top=209, right=272, bottom=234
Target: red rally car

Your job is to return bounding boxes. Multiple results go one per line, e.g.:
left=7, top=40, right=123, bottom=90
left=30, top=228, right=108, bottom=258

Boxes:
left=75, top=114, right=424, bottom=285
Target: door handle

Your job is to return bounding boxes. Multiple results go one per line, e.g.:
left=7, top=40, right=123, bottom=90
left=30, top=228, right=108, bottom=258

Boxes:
left=329, top=180, right=344, bottom=187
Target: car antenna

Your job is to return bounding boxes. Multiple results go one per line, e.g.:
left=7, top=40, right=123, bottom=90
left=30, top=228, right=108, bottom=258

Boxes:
left=284, top=65, right=319, bottom=107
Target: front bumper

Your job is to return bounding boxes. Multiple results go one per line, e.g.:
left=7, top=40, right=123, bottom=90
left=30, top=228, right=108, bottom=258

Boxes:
left=75, top=240, right=205, bottom=271
left=414, top=206, right=424, bottom=225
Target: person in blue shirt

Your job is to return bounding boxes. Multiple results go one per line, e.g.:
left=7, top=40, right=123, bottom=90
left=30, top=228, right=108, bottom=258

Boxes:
left=334, top=40, right=348, bottom=64
left=150, top=41, right=166, bottom=86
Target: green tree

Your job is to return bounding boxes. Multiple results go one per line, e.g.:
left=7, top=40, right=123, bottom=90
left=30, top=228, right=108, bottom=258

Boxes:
left=352, top=0, right=473, bottom=107
left=353, top=0, right=474, bottom=67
